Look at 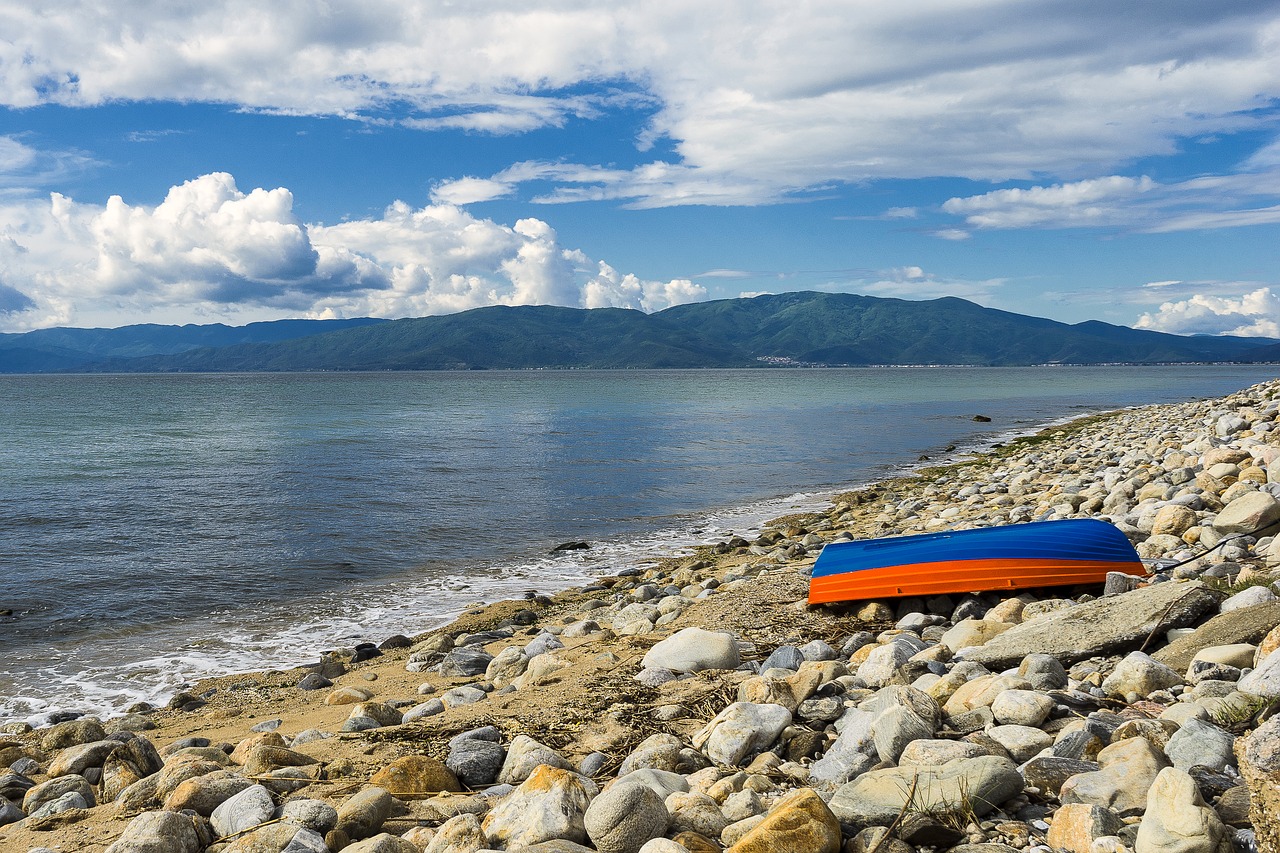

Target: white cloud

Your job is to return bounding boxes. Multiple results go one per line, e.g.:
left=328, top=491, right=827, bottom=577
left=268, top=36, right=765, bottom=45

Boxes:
left=430, top=177, right=515, bottom=206
left=0, top=172, right=706, bottom=330
left=857, top=266, right=1005, bottom=304
left=0, top=2, right=1277, bottom=206
left=942, top=176, right=1158, bottom=228
left=578, top=259, right=705, bottom=312
left=1135, top=287, right=1280, bottom=337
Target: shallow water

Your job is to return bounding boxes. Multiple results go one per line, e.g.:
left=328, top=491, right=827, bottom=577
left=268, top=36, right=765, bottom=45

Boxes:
left=1, top=365, right=1275, bottom=723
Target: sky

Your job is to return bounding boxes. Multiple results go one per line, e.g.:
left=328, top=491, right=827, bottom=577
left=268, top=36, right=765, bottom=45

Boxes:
left=0, top=1, right=1279, bottom=336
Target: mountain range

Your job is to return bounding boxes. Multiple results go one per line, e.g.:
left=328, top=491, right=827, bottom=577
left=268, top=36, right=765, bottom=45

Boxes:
left=2, top=292, right=1277, bottom=373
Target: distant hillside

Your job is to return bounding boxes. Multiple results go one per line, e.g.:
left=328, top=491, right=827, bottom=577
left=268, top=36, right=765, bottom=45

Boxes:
left=0, top=318, right=387, bottom=373
left=2, top=292, right=1276, bottom=373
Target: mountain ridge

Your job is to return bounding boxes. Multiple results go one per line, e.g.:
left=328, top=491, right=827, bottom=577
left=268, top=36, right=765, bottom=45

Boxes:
left=1, top=292, right=1276, bottom=373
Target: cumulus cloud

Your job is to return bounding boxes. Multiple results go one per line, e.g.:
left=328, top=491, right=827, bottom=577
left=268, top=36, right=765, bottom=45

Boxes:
left=1135, top=287, right=1280, bottom=337
left=0, top=172, right=706, bottom=330
left=1, top=2, right=1277, bottom=206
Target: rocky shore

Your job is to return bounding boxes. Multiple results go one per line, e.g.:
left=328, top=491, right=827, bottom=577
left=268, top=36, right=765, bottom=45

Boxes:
left=7, top=378, right=1280, bottom=853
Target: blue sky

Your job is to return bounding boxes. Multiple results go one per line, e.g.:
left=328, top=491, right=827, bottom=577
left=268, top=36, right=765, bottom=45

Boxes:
left=1, top=1, right=1279, bottom=335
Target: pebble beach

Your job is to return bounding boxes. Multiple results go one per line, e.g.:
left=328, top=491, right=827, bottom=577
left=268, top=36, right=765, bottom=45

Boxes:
left=8, top=378, right=1280, bottom=853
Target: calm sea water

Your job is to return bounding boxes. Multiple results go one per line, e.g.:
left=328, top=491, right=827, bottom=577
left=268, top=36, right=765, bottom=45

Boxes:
left=2, top=365, right=1276, bottom=723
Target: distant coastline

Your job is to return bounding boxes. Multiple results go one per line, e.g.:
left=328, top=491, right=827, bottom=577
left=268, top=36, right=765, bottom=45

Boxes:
left=4, top=292, right=1279, bottom=373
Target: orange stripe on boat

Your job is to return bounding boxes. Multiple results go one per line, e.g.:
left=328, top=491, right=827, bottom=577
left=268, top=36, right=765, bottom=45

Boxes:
left=806, top=557, right=1142, bottom=604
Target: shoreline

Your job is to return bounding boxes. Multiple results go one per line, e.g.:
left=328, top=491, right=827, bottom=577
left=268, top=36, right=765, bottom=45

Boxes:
left=6, top=376, right=1280, bottom=851
left=0, top=394, right=1125, bottom=729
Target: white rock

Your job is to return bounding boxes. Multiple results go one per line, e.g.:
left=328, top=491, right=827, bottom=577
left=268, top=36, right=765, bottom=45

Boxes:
left=1134, top=766, right=1227, bottom=852
left=642, top=627, right=741, bottom=673
left=692, top=703, right=792, bottom=766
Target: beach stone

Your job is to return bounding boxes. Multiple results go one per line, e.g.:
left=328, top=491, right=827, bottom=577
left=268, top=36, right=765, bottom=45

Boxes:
left=230, top=732, right=287, bottom=764
left=1112, top=718, right=1180, bottom=752
left=809, top=709, right=878, bottom=785
left=1152, top=601, right=1280, bottom=672
left=828, top=755, right=1023, bottom=828
left=1059, top=736, right=1170, bottom=816
left=761, top=645, right=805, bottom=672
left=211, top=783, right=275, bottom=837
left=665, top=791, right=729, bottom=838
left=482, top=764, right=593, bottom=848
left=1153, top=504, right=1198, bottom=537
left=941, top=618, right=1014, bottom=653
left=738, top=668, right=821, bottom=711
left=1237, top=646, right=1280, bottom=697
left=296, top=672, right=331, bottom=690
left=990, top=689, right=1056, bottom=727
left=723, top=787, right=841, bottom=853
left=1221, top=585, right=1278, bottom=612
left=347, top=702, right=404, bottom=728
left=857, top=637, right=925, bottom=688
left=498, top=735, right=573, bottom=784
left=485, top=646, right=528, bottom=686
left=341, top=834, right=420, bottom=853
left=584, top=775, right=670, bottom=853
left=525, top=632, right=565, bottom=658
left=610, top=768, right=690, bottom=802
left=242, top=744, right=319, bottom=777
left=899, top=739, right=988, bottom=766
left=47, top=739, right=118, bottom=777
left=438, top=647, right=494, bottom=677
left=986, top=724, right=1053, bottom=763
left=447, top=738, right=506, bottom=788
left=27, top=788, right=88, bottom=820
left=870, top=704, right=934, bottom=763
left=1134, top=766, right=1228, bottom=852
left=1213, top=490, right=1280, bottom=534
left=163, top=769, right=254, bottom=814
left=279, top=798, right=339, bottom=833
left=1021, top=756, right=1100, bottom=797
left=637, top=842, right=692, bottom=853
left=1190, top=645, right=1256, bottom=678
left=619, top=734, right=683, bottom=776
left=1046, top=803, right=1124, bottom=853
left=336, top=786, right=393, bottom=840
left=23, top=774, right=96, bottom=813
left=402, top=699, right=445, bottom=721
left=104, top=809, right=202, bottom=853
left=324, top=686, right=374, bottom=705
left=943, top=674, right=1032, bottom=716
left=1164, top=718, right=1236, bottom=772
left=692, top=702, right=791, bottom=767
left=41, top=719, right=106, bottom=751
left=424, top=812, right=486, bottom=853
left=642, top=627, right=741, bottom=673
left=862, top=684, right=942, bottom=729
left=1100, top=651, right=1184, bottom=700
left=0, top=772, right=34, bottom=804
left=0, top=798, right=22, bottom=827
left=957, top=581, right=1220, bottom=669
left=370, top=755, right=462, bottom=794
left=221, top=824, right=331, bottom=853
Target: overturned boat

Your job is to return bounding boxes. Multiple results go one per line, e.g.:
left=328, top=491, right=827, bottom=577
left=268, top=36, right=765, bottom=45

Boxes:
left=807, top=518, right=1144, bottom=605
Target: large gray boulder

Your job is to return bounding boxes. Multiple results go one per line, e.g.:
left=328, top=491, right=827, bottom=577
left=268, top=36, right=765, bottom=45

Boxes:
left=828, top=756, right=1023, bottom=829
left=956, top=582, right=1221, bottom=669
left=1152, top=600, right=1280, bottom=672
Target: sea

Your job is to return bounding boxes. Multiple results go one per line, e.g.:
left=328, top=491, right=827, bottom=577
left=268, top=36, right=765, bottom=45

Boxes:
left=2, top=365, right=1277, bottom=725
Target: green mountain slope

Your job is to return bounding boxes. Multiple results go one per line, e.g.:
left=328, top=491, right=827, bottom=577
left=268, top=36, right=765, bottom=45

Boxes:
left=3, top=292, right=1275, bottom=373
